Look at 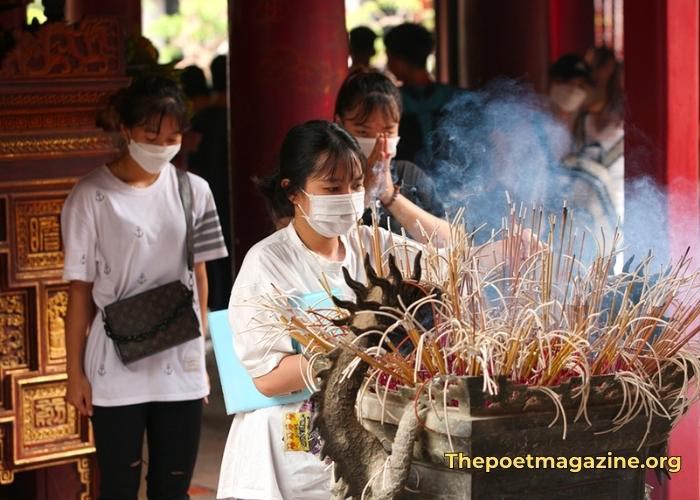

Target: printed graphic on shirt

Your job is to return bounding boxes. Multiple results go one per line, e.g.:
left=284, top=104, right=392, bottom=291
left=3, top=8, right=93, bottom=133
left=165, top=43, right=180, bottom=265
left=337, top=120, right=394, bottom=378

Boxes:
left=283, top=400, right=322, bottom=454
left=283, top=411, right=312, bottom=452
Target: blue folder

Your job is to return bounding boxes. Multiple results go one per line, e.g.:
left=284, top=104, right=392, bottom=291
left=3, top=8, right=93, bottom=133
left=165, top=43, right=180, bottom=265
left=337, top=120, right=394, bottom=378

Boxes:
left=209, top=290, right=340, bottom=414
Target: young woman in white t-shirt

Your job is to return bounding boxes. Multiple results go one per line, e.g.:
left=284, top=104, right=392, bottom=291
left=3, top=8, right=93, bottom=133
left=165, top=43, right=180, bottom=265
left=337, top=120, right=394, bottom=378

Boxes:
left=62, top=76, right=228, bottom=499
left=219, top=119, right=511, bottom=499
left=217, top=121, right=394, bottom=499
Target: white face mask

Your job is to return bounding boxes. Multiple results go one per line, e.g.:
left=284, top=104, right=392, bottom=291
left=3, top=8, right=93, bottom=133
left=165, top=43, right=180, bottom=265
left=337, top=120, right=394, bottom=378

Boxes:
left=127, top=140, right=181, bottom=174
left=354, top=136, right=401, bottom=159
left=298, top=190, right=365, bottom=238
left=549, top=84, right=587, bottom=113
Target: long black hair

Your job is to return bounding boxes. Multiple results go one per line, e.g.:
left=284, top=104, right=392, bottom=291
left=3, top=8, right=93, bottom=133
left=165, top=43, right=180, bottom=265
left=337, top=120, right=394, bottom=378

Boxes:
left=257, top=120, right=365, bottom=220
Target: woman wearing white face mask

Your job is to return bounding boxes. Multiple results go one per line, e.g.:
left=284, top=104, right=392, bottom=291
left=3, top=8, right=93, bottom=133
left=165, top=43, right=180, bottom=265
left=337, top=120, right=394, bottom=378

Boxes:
left=62, top=76, right=228, bottom=499
left=334, top=70, right=452, bottom=245
left=217, top=120, right=540, bottom=499
left=547, top=54, right=592, bottom=134
left=217, top=120, right=422, bottom=500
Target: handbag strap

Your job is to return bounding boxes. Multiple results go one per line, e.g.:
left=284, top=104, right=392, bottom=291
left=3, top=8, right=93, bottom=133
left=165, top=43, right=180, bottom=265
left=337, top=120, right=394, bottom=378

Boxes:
left=176, top=168, right=194, bottom=272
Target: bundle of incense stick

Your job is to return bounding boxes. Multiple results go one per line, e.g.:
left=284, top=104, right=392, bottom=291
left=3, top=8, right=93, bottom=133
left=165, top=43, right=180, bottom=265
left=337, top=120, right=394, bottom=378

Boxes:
left=268, top=204, right=700, bottom=427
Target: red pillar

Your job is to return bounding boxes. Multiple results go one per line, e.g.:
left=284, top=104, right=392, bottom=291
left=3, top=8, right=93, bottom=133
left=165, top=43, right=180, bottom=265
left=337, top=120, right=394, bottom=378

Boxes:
left=625, top=0, right=700, bottom=259
left=625, top=1, right=700, bottom=499
left=228, top=0, right=348, bottom=268
left=548, top=0, right=594, bottom=61
left=463, top=0, right=551, bottom=91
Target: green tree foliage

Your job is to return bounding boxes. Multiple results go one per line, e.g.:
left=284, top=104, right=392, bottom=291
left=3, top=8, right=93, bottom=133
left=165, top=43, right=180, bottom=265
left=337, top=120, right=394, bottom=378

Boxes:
left=143, top=0, right=228, bottom=69
left=346, top=0, right=435, bottom=70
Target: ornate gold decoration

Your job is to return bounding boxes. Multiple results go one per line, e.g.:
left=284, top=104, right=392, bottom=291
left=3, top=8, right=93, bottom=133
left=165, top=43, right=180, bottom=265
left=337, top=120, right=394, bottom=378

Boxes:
left=14, top=198, right=64, bottom=273
left=0, top=18, right=123, bottom=79
left=0, top=469, right=12, bottom=484
left=0, top=292, right=28, bottom=369
left=0, top=112, right=96, bottom=132
left=1, top=135, right=116, bottom=158
left=76, top=457, right=92, bottom=500
left=21, top=382, right=78, bottom=446
left=0, top=427, right=13, bottom=485
left=0, top=90, right=113, bottom=109
left=47, top=289, right=68, bottom=361
left=0, top=469, right=13, bottom=485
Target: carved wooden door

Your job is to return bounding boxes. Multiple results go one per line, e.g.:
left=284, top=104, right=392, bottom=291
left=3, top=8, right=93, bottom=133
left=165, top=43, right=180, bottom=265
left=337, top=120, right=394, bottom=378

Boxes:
left=0, top=17, right=128, bottom=499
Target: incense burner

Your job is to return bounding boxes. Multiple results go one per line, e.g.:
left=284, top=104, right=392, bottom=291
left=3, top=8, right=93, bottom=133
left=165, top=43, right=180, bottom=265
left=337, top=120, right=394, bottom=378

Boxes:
left=354, top=371, right=685, bottom=499
left=282, top=215, right=700, bottom=499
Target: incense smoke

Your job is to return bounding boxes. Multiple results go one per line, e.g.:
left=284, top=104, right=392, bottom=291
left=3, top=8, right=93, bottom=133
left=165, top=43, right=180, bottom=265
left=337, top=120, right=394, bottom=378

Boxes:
left=422, top=79, right=678, bottom=266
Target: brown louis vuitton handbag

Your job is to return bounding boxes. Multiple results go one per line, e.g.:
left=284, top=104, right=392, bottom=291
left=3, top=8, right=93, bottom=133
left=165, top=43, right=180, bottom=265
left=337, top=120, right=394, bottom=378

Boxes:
left=102, top=169, right=201, bottom=364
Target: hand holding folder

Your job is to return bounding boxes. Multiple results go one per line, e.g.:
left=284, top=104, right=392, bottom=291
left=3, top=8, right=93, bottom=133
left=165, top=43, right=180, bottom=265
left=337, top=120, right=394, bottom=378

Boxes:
left=209, top=290, right=339, bottom=414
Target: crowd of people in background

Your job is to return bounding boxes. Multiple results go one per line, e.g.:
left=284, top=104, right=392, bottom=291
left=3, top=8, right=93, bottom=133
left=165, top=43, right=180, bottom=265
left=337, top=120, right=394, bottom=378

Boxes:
left=349, top=22, right=624, bottom=252
left=64, top=19, right=627, bottom=499
left=178, top=54, right=233, bottom=311
left=174, top=21, right=625, bottom=282
left=548, top=47, right=625, bottom=222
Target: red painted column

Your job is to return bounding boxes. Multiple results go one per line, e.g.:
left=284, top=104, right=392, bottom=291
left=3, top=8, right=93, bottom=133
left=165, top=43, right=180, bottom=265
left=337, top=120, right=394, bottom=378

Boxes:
left=625, top=1, right=700, bottom=499
left=228, top=0, right=348, bottom=268
left=463, top=0, right=550, bottom=91
left=548, top=0, right=594, bottom=61
left=625, top=0, right=700, bottom=256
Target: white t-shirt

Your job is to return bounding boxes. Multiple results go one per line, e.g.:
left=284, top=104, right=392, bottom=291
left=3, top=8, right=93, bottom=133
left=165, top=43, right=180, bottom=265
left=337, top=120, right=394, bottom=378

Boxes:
left=61, top=164, right=228, bottom=406
left=217, top=223, right=419, bottom=500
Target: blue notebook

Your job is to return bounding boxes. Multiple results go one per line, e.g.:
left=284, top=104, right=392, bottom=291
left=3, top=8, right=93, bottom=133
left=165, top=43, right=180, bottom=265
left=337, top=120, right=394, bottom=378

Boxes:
left=209, top=290, right=340, bottom=414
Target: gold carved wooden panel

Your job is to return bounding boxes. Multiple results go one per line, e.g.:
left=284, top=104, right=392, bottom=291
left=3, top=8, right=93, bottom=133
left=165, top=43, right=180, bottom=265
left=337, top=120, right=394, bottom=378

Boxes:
left=0, top=12, right=125, bottom=493
left=0, top=290, right=29, bottom=371
left=45, top=286, right=68, bottom=363
left=22, top=382, right=77, bottom=445
left=14, top=374, right=93, bottom=465
left=76, top=457, right=92, bottom=500
left=0, top=427, right=14, bottom=485
left=0, top=18, right=124, bottom=79
left=13, top=197, right=64, bottom=280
